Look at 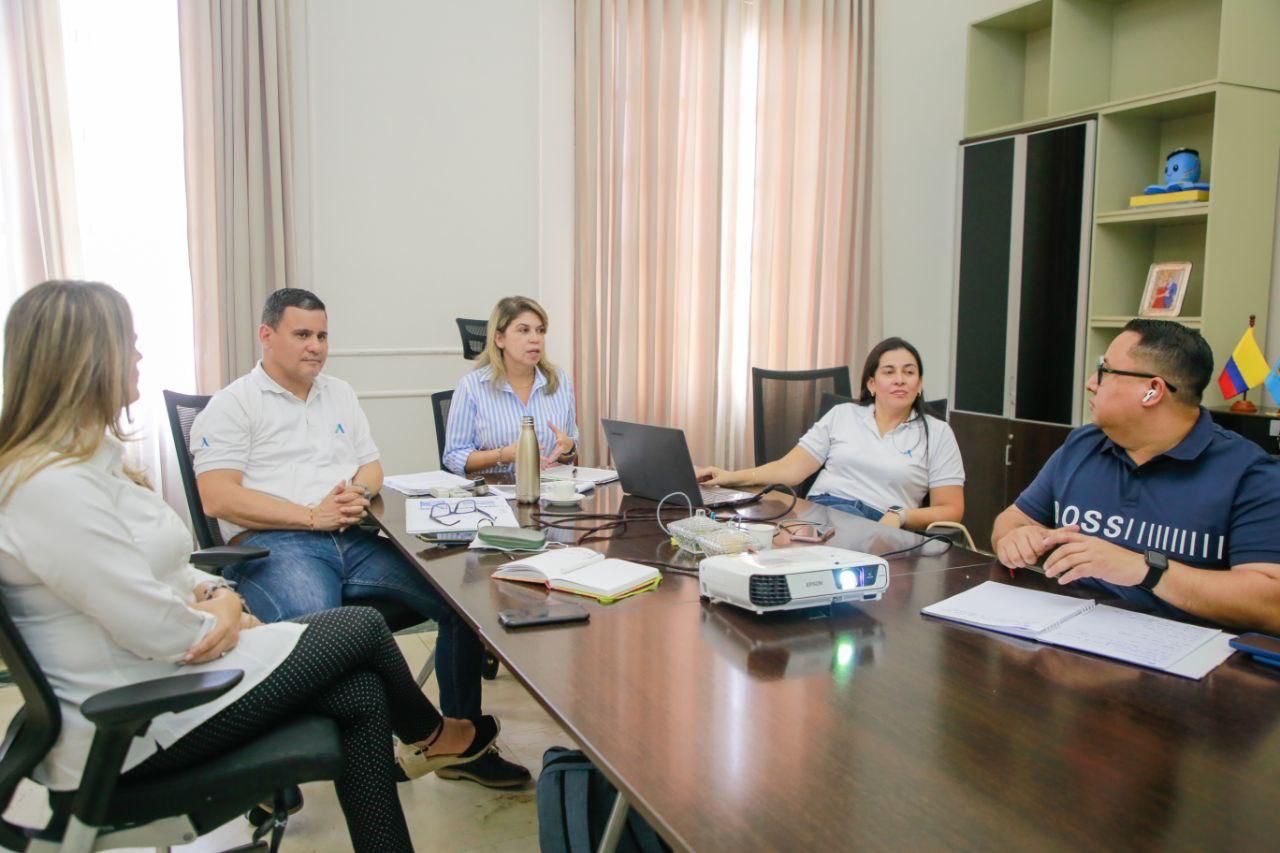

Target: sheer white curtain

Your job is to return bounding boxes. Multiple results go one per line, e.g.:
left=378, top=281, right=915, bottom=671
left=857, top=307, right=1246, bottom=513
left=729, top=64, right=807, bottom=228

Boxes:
left=0, top=0, right=82, bottom=324
left=0, top=0, right=197, bottom=516
left=58, top=0, right=197, bottom=514
left=575, top=0, right=880, bottom=469
left=177, top=0, right=299, bottom=393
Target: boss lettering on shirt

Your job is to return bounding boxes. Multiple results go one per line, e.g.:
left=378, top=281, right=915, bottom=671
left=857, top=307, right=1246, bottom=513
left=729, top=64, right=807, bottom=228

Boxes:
left=1054, top=501, right=1225, bottom=563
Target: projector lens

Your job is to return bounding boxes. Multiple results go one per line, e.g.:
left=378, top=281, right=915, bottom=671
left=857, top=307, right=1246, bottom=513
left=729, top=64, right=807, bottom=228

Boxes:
left=837, top=568, right=858, bottom=590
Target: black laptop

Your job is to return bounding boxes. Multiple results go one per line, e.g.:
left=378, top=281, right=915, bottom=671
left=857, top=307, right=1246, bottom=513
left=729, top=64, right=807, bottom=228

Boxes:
left=600, top=419, right=760, bottom=509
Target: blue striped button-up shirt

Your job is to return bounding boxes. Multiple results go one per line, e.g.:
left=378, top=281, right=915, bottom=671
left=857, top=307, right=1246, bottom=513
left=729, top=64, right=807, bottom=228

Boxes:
left=442, top=365, right=579, bottom=475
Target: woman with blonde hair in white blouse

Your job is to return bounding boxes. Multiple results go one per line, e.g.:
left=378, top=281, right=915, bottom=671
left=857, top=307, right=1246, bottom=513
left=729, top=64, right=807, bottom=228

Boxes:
left=0, top=281, right=495, bottom=852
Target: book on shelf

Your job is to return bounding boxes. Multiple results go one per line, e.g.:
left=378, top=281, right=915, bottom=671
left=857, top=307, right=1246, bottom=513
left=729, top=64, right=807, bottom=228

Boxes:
left=1128, top=189, right=1210, bottom=208
left=921, top=581, right=1236, bottom=679
left=491, top=547, right=660, bottom=604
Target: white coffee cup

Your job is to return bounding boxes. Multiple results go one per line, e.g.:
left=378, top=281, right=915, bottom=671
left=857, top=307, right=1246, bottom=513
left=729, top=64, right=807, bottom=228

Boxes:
left=739, top=522, right=775, bottom=550
left=545, top=480, right=578, bottom=501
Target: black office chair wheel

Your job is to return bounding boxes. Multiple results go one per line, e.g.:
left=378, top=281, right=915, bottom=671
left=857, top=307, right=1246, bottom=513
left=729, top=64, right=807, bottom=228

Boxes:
left=482, top=652, right=499, bottom=680
left=246, top=786, right=304, bottom=850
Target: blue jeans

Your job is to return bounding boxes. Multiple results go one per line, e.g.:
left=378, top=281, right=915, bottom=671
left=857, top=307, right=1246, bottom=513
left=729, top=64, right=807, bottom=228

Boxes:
left=808, top=493, right=885, bottom=522
left=225, top=527, right=483, bottom=720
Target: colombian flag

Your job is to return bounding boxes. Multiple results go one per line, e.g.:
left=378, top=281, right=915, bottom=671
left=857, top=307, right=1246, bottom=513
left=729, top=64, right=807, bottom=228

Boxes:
left=1218, top=326, right=1270, bottom=399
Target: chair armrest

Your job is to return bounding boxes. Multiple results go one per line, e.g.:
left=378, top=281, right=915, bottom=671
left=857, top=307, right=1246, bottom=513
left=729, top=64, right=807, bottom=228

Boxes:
left=924, top=521, right=976, bottom=551
left=74, top=670, right=244, bottom=830
left=190, top=545, right=270, bottom=570
left=82, top=670, right=244, bottom=729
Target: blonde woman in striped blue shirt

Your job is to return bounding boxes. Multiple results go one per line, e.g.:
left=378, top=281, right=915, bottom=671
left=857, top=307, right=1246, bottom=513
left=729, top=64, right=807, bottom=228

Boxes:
left=443, top=296, right=579, bottom=475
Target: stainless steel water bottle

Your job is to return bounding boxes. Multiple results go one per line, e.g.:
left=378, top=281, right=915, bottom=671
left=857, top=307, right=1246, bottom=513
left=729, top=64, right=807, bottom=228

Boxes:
left=515, top=416, right=540, bottom=504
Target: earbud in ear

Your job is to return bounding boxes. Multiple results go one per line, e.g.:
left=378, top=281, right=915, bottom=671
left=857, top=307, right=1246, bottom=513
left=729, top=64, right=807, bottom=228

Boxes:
left=1142, top=389, right=1157, bottom=403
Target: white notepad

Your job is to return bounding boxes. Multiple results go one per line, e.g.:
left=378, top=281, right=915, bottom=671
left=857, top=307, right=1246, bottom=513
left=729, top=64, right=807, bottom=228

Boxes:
left=922, top=581, right=1236, bottom=679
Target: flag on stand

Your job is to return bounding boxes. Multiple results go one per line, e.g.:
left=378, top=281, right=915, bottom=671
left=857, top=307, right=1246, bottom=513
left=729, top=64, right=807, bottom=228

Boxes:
left=1218, top=325, right=1270, bottom=399
left=1265, top=363, right=1280, bottom=407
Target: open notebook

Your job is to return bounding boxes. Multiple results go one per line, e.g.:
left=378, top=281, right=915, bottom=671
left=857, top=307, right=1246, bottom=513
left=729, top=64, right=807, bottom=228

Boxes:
left=491, top=547, right=660, bottom=604
left=922, top=581, right=1236, bottom=680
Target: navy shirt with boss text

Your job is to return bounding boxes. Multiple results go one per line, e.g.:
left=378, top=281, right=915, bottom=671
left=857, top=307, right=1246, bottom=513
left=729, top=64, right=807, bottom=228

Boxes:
left=1014, top=408, right=1280, bottom=617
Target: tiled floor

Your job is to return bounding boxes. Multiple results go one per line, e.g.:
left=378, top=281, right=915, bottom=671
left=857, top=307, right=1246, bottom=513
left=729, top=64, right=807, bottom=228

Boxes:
left=0, top=632, right=571, bottom=851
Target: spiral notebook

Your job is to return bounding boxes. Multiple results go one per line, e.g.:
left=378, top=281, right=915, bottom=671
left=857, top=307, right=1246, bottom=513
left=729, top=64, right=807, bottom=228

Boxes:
left=922, top=581, right=1236, bottom=679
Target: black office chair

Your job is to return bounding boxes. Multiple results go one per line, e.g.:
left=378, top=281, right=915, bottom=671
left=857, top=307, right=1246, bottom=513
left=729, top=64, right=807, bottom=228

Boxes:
left=430, top=389, right=453, bottom=466
left=0, top=588, right=342, bottom=852
left=752, top=366, right=853, bottom=468
left=456, top=318, right=488, bottom=360
left=815, top=391, right=973, bottom=547
left=751, top=366, right=852, bottom=497
left=162, top=391, right=436, bottom=686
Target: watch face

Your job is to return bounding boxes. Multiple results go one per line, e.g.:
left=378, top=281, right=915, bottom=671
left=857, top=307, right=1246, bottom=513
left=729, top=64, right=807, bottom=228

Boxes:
left=1145, top=549, right=1169, bottom=570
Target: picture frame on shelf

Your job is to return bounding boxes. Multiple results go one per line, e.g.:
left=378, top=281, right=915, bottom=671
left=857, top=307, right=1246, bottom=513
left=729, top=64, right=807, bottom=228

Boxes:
left=1138, top=261, right=1192, bottom=318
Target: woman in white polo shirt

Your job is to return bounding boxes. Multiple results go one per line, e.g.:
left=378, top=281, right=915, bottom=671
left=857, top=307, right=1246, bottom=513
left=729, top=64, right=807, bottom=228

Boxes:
left=0, top=281, right=496, bottom=852
left=697, top=337, right=965, bottom=529
left=443, top=295, right=579, bottom=475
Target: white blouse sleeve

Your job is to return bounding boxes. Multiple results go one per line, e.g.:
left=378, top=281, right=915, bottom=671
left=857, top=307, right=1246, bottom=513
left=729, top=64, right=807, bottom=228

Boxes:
left=797, top=407, right=838, bottom=464
left=927, top=420, right=966, bottom=488
left=7, top=466, right=214, bottom=661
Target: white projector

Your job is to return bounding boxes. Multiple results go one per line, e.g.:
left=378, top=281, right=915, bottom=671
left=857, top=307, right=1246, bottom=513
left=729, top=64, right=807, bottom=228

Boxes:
left=698, top=546, right=890, bottom=614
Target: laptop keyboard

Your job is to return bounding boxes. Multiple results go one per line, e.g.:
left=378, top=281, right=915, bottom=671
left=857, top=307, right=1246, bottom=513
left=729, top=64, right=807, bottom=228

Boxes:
left=700, top=485, right=748, bottom=504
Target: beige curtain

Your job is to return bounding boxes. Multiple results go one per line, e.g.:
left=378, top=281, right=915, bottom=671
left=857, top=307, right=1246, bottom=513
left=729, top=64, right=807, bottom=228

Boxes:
left=575, top=0, right=735, bottom=466
left=575, top=0, right=879, bottom=469
left=0, top=0, right=81, bottom=302
left=177, top=0, right=297, bottom=393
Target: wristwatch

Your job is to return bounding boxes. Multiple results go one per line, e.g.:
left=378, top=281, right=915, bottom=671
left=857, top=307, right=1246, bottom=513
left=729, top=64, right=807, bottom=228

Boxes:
left=886, top=505, right=907, bottom=526
left=1139, top=549, right=1169, bottom=591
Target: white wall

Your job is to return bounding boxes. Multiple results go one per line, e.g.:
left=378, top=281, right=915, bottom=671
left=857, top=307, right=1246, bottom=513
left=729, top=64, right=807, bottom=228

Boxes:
left=297, top=0, right=1041, bottom=475
left=878, top=0, right=1029, bottom=397
left=292, top=0, right=574, bottom=474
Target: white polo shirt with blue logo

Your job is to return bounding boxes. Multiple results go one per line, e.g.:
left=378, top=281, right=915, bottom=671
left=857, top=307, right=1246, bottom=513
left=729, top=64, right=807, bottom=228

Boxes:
left=1015, top=408, right=1280, bottom=614
left=191, top=362, right=379, bottom=541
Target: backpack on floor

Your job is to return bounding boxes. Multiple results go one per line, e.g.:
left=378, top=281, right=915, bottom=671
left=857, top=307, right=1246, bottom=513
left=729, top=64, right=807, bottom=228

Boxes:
left=536, top=746, right=670, bottom=853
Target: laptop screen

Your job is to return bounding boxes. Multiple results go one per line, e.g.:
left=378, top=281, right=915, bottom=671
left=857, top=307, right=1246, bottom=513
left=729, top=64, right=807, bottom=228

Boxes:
left=601, top=418, right=707, bottom=506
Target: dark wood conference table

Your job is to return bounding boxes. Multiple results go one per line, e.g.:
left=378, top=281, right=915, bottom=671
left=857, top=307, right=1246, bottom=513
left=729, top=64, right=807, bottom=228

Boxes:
left=373, top=485, right=1280, bottom=851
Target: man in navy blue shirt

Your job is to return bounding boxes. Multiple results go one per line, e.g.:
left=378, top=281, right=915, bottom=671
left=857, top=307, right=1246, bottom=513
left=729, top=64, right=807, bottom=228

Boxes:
left=992, top=319, right=1280, bottom=633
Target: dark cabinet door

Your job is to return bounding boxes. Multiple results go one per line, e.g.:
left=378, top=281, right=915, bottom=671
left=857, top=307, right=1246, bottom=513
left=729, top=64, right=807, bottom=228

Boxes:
left=954, top=138, right=1015, bottom=417
left=1007, top=419, right=1074, bottom=502
left=950, top=411, right=1012, bottom=552
left=1014, top=124, right=1088, bottom=425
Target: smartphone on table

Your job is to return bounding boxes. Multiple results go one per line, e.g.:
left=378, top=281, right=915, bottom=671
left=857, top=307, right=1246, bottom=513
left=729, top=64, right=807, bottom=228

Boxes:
left=498, top=602, right=590, bottom=629
left=1230, top=633, right=1280, bottom=668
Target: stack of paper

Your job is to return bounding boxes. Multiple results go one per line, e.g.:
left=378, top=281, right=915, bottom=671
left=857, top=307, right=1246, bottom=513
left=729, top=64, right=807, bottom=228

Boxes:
left=541, top=465, right=619, bottom=486
left=385, top=471, right=475, bottom=496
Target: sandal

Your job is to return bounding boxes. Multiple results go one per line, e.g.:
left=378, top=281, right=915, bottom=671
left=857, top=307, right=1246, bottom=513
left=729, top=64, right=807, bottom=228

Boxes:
left=396, top=715, right=500, bottom=779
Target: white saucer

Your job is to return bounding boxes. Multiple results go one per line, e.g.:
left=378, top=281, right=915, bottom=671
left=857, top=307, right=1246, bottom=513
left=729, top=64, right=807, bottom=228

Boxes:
left=541, top=494, right=586, bottom=507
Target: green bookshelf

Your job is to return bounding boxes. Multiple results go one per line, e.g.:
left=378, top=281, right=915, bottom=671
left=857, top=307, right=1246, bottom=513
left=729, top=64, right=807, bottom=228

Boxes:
left=963, top=0, right=1280, bottom=423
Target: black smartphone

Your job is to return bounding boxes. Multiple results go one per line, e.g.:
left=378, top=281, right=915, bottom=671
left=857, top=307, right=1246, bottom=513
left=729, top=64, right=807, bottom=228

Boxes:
left=498, top=603, right=590, bottom=629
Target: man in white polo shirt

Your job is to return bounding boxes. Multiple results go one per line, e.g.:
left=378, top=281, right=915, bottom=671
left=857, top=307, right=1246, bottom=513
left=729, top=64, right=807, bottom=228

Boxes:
left=190, top=288, right=530, bottom=788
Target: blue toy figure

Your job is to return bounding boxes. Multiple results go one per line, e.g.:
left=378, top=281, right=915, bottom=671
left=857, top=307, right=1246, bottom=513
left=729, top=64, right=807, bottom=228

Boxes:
left=1144, top=148, right=1211, bottom=194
